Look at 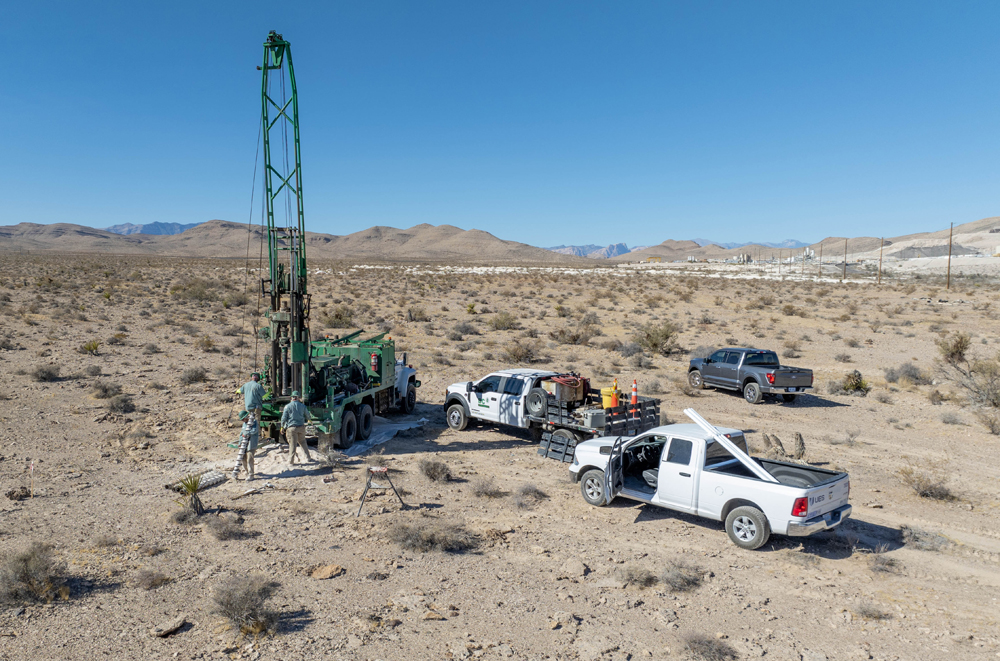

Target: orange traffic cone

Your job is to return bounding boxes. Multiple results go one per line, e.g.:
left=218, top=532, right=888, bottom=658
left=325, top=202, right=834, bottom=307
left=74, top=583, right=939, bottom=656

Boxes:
left=630, top=379, right=639, bottom=418
left=611, top=379, right=619, bottom=408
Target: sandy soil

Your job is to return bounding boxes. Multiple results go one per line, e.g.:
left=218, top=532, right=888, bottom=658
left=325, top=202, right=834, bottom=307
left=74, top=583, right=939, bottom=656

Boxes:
left=1, top=254, right=998, bottom=661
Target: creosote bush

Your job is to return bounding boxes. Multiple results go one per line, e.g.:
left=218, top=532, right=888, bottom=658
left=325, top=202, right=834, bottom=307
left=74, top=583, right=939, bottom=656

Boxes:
left=91, top=380, right=121, bottom=399
left=30, top=365, right=60, bottom=382
left=180, top=367, right=208, bottom=385
left=213, top=574, right=278, bottom=635
left=684, top=634, right=738, bottom=661
left=633, top=321, right=681, bottom=356
left=898, top=467, right=954, bottom=500
left=135, top=570, right=171, bottom=590
left=660, top=559, right=703, bottom=591
left=471, top=477, right=504, bottom=498
left=500, top=340, right=536, bottom=364
left=883, top=362, right=930, bottom=385
left=388, top=520, right=477, bottom=553
left=106, top=394, right=135, bottom=414
left=419, top=459, right=451, bottom=482
left=0, top=542, right=68, bottom=604
left=487, top=311, right=519, bottom=331
left=513, top=483, right=548, bottom=510
left=614, top=564, right=658, bottom=588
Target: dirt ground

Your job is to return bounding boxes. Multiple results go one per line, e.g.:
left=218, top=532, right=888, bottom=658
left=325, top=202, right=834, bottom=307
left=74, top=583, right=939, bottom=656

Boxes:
left=1, top=254, right=998, bottom=661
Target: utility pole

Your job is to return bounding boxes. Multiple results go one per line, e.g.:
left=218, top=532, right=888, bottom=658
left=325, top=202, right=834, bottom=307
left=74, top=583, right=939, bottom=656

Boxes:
left=818, top=243, right=822, bottom=278
left=946, top=222, right=953, bottom=289
left=842, top=238, right=848, bottom=281
left=877, top=237, right=884, bottom=285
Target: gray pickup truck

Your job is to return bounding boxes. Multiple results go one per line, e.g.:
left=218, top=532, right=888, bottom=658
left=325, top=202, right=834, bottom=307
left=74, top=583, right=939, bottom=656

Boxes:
left=688, top=348, right=813, bottom=404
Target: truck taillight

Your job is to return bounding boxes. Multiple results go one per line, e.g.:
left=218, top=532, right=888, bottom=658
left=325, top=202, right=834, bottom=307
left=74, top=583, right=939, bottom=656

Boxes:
left=766, top=373, right=775, bottom=385
left=791, top=497, right=808, bottom=517
left=810, top=374, right=814, bottom=386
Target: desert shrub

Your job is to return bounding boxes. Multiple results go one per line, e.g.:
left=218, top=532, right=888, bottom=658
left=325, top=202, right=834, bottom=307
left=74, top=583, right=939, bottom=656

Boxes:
left=407, top=306, right=429, bottom=322
left=471, top=477, right=504, bottom=498
left=615, top=564, right=658, bottom=588
left=975, top=409, right=1000, bottom=435
left=170, top=278, right=219, bottom=302
left=883, top=362, right=930, bottom=385
left=84, top=365, right=102, bottom=376
left=841, top=370, right=871, bottom=396
left=106, top=334, right=125, bottom=346
left=180, top=367, right=207, bottom=385
left=549, top=327, right=593, bottom=345
left=0, top=542, right=67, bottom=604
left=388, top=521, right=477, bottom=553
left=419, top=459, right=451, bottom=482
left=873, top=391, right=892, bottom=404
left=195, top=335, right=215, bottom=352
left=487, top=311, right=519, bottom=331
left=106, top=394, right=135, bottom=414
left=205, top=515, right=245, bottom=541
left=91, top=380, right=121, bottom=399
left=901, top=525, right=949, bottom=551
left=93, top=534, right=118, bottom=548
left=834, top=353, right=852, bottom=363
left=222, top=292, right=248, bottom=308
left=688, top=345, right=715, bottom=359
left=617, top=342, right=644, bottom=357
left=513, top=483, right=548, bottom=510
left=30, top=365, right=60, bottom=382
left=500, top=340, right=536, bottom=364
left=845, top=337, right=861, bottom=348
left=213, top=574, right=278, bottom=634
left=135, top=570, right=171, bottom=590
left=453, top=321, right=478, bottom=336
left=220, top=325, right=241, bottom=336
left=853, top=600, right=891, bottom=621
left=633, top=321, right=681, bottom=356
left=141, top=342, right=160, bottom=355
left=937, top=332, right=971, bottom=365
left=684, top=634, right=738, bottom=661
left=78, top=339, right=100, bottom=355
left=660, top=559, right=702, bottom=592
left=898, top=467, right=954, bottom=500
left=867, top=544, right=900, bottom=574
left=941, top=412, right=962, bottom=425
left=321, top=305, right=354, bottom=328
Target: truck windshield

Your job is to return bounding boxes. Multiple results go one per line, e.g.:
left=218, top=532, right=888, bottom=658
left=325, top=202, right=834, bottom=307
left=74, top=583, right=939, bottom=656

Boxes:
left=704, top=434, right=749, bottom=468
left=743, top=351, right=779, bottom=366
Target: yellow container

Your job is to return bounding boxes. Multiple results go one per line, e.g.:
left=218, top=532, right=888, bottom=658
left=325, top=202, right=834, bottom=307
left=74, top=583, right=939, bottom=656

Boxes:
left=601, top=387, right=618, bottom=409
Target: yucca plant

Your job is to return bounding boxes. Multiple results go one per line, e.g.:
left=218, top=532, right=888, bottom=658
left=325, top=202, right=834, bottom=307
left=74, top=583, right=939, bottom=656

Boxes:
left=175, top=474, right=204, bottom=516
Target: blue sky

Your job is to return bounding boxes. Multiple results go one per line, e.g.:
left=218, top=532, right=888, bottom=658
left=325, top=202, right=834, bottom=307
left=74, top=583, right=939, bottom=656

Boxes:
left=3, top=2, right=1000, bottom=247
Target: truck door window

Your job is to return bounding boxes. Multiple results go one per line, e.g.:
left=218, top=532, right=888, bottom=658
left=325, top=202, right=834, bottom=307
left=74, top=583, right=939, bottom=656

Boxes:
left=724, top=352, right=741, bottom=365
left=709, top=350, right=727, bottom=364
left=744, top=351, right=779, bottom=366
left=477, top=376, right=501, bottom=393
left=665, top=439, right=693, bottom=465
left=501, top=378, right=525, bottom=396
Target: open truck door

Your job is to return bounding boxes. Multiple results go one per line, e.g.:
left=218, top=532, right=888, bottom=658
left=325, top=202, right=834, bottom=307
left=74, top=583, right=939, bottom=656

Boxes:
left=604, top=436, right=625, bottom=505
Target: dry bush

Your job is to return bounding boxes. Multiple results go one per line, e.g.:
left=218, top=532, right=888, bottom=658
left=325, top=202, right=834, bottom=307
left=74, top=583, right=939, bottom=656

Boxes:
left=898, top=467, right=954, bottom=500
left=660, top=559, right=702, bottom=592
left=513, top=483, right=548, bottom=509
left=406, top=306, right=429, bottom=322
left=0, top=543, right=67, bottom=604
left=205, top=515, right=245, bottom=541
left=941, top=412, right=962, bottom=425
left=549, top=327, right=594, bottom=345
left=106, top=394, right=135, bottom=414
left=633, top=321, right=681, bottom=356
left=883, top=362, right=930, bottom=385
left=321, top=305, right=354, bottom=328
left=471, top=477, right=504, bottom=498
left=135, top=570, right=171, bottom=590
left=868, top=544, right=900, bottom=574
left=853, top=600, right=891, bottom=621
left=195, top=336, right=215, bottom=352
left=213, top=574, right=278, bottom=634
left=975, top=409, right=1000, bottom=435
left=487, top=311, right=519, bottom=331
left=419, top=459, right=451, bottom=482
left=834, top=353, right=852, bottom=363
left=30, top=365, right=60, bottom=382
left=388, top=520, right=477, bottom=553
left=937, top=332, right=971, bottom=365
left=901, top=525, right=949, bottom=551
left=93, top=534, right=118, bottom=548
left=91, top=380, right=121, bottom=399
left=180, top=367, right=207, bottom=385
left=841, top=370, right=871, bottom=396
left=84, top=365, right=102, bottom=376
left=614, top=564, right=658, bottom=588
left=78, top=339, right=100, bottom=355
left=500, top=340, right=536, bottom=363
left=684, top=634, right=738, bottom=661
left=873, top=391, right=893, bottom=404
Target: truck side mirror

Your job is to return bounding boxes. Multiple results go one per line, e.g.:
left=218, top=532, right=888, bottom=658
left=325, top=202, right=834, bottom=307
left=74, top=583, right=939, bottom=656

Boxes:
left=466, top=381, right=473, bottom=394
left=704, top=358, right=712, bottom=364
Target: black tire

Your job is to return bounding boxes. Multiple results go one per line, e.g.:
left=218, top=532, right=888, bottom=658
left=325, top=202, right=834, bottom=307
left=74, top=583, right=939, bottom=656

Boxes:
left=743, top=381, right=763, bottom=404
left=446, top=403, right=468, bottom=431
left=358, top=404, right=374, bottom=440
left=781, top=394, right=796, bottom=403
left=339, top=410, right=357, bottom=449
left=529, top=425, right=544, bottom=443
left=526, top=388, right=548, bottom=417
left=725, top=506, right=771, bottom=550
left=688, top=370, right=705, bottom=389
left=580, top=469, right=608, bottom=507
left=402, top=383, right=417, bottom=414
left=551, top=428, right=578, bottom=443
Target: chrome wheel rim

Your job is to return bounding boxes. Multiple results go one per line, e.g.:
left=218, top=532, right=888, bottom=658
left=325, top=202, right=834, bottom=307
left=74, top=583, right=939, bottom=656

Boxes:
left=745, top=386, right=756, bottom=402
left=690, top=372, right=701, bottom=387
left=585, top=477, right=602, bottom=501
left=448, top=409, right=462, bottom=427
left=733, top=516, right=757, bottom=541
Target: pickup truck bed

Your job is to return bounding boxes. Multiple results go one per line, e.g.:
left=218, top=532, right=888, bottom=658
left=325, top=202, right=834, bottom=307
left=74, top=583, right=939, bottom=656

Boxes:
left=536, top=390, right=660, bottom=462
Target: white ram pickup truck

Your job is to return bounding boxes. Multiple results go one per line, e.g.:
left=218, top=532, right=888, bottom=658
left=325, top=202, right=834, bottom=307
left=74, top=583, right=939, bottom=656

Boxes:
left=569, top=409, right=851, bottom=549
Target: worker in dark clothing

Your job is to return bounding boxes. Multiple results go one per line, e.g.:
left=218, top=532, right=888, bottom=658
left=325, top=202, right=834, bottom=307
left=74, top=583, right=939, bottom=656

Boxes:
left=281, top=390, right=311, bottom=465
left=238, top=372, right=265, bottom=421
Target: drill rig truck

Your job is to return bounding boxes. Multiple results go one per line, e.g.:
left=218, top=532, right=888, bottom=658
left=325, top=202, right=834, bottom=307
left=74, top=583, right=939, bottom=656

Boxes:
left=254, top=31, right=419, bottom=452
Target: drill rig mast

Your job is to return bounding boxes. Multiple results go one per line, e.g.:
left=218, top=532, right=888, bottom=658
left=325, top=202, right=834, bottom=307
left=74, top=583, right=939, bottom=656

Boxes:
left=260, top=30, right=309, bottom=403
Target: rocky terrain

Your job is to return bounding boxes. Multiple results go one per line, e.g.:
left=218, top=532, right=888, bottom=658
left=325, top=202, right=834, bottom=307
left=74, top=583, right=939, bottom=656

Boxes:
left=0, top=254, right=998, bottom=661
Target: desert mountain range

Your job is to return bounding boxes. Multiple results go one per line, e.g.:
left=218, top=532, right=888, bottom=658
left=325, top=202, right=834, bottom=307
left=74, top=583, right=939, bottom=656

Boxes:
left=1, top=217, right=998, bottom=263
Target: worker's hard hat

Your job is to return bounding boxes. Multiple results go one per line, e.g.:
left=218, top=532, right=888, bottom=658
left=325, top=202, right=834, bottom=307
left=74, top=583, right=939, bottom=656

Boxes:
left=291, top=390, right=300, bottom=398
left=238, top=410, right=249, bottom=420
left=251, top=372, right=260, bottom=378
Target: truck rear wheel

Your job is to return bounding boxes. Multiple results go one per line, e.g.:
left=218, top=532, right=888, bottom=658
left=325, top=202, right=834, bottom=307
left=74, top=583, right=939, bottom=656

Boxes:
left=526, top=388, right=548, bottom=417
left=725, top=506, right=771, bottom=550
left=358, top=404, right=373, bottom=440
left=446, top=404, right=468, bottom=431
left=339, top=410, right=357, bottom=449
left=580, top=469, right=607, bottom=507
left=743, top=382, right=763, bottom=404
left=402, top=384, right=416, bottom=414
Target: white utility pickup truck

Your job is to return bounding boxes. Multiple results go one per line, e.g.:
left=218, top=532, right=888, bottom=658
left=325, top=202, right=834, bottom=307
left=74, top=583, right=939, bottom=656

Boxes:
left=569, top=409, right=851, bottom=549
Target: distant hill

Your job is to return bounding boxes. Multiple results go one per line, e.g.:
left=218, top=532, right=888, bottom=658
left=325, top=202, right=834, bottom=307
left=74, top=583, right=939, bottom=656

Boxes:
left=692, top=238, right=808, bottom=250
left=0, top=220, right=585, bottom=264
left=105, top=221, right=205, bottom=235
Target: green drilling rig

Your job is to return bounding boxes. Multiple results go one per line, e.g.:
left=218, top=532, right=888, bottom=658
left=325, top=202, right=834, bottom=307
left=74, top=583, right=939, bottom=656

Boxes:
left=256, top=31, right=418, bottom=451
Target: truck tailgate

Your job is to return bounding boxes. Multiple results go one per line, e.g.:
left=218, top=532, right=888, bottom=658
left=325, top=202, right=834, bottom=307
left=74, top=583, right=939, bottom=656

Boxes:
left=804, top=474, right=849, bottom=519
left=771, top=369, right=812, bottom=388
